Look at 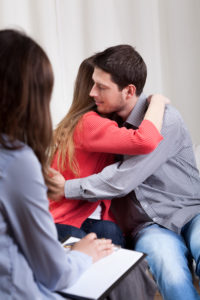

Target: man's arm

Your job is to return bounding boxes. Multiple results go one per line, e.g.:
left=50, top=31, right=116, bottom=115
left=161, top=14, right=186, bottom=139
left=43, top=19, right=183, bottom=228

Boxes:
left=65, top=139, right=171, bottom=201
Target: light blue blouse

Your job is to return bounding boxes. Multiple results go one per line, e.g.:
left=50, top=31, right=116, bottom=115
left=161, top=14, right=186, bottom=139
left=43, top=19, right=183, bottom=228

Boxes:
left=0, top=143, right=92, bottom=300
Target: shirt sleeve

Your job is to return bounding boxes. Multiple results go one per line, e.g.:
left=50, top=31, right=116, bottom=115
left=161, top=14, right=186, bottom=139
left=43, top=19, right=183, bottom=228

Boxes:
left=78, top=112, right=163, bottom=155
left=3, top=147, right=92, bottom=290
left=65, top=108, right=183, bottom=201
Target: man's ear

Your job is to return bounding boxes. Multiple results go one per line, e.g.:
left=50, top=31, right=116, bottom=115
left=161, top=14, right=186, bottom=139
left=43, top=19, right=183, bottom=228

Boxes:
left=123, top=84, right=136, bottom=99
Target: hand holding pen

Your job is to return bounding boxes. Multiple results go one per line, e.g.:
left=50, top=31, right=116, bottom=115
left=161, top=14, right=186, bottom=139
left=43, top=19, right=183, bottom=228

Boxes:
left=67, top=233, right=114, bottom=263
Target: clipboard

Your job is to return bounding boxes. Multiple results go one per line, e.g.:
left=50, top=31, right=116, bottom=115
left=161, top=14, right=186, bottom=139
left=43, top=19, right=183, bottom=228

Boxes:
left=59, top=237, right=145, bottom=300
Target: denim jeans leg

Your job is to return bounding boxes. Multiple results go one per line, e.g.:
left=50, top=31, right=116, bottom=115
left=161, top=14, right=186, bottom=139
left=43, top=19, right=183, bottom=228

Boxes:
left=81, top=219, right=125, bottom=247
left=182, top=214, right=200, bottom=278
left=55, top=223, right=86, bottom=242
left=134, top=224, right=200, bottom=300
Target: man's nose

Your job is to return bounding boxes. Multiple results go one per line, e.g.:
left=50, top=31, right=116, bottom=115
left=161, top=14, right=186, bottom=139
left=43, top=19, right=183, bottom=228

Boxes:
left=89, top=84, right=98, bottom=98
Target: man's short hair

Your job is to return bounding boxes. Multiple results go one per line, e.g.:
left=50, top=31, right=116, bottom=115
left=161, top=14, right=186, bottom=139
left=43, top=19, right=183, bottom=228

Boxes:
left=93, top=45, right=147, bottom=96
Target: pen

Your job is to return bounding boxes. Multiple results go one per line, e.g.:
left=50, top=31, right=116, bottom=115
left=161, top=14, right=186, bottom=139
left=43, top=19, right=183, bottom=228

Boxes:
left=63, top=241, right=121, bottom=251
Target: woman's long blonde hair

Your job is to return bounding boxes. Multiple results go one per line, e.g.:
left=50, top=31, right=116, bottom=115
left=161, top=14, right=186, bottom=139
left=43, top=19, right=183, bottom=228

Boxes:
left=50, top=57, right=96, bottom=176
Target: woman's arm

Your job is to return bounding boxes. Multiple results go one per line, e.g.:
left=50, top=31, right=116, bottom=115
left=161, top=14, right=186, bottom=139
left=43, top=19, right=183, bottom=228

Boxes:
left=144, top=94, right=170, bottom=132
left=79, top=95, right=169, bottom=155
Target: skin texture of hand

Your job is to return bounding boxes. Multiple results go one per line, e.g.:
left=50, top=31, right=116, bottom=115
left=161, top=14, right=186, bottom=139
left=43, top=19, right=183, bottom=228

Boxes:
left=47, top=167, right=65, bottom=200
left=147, top=94, right=171, bottom=105
left=144, top=94, right=171, bottom=132
left=71, top=233, right=114, bottom=263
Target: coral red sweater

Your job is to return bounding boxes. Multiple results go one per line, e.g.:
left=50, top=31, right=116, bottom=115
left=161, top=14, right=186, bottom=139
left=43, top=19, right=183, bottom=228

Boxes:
left=49, top=111, right=163, bottom=228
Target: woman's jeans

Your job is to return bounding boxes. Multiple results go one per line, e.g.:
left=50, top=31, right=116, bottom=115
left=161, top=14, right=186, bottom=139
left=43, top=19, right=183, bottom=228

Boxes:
left=56, top=219, right=125, bottom=247
left=133, top=214, right=200, bottom=300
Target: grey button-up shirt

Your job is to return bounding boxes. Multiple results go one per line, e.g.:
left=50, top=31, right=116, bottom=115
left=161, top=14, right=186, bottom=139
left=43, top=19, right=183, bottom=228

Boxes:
left=66, top=95, right=200, bottom=235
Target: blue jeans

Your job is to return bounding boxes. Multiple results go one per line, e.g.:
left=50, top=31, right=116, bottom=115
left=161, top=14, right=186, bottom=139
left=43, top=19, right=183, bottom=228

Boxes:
left=56, top=219, right=125, bottom=247
left=133, top=215, right=200, bottom=300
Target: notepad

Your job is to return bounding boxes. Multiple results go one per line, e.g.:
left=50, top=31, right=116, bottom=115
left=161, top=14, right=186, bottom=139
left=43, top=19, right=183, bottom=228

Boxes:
left=60, top=237, right=145, bottom=300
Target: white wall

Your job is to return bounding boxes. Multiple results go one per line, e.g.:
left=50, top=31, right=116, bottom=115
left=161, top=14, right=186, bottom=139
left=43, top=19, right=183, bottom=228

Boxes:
left=0, top=0, right=199, bottom=143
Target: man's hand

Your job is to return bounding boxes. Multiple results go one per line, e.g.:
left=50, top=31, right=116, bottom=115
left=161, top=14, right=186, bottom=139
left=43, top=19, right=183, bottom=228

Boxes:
left=47, top=168, right=66, bottom=200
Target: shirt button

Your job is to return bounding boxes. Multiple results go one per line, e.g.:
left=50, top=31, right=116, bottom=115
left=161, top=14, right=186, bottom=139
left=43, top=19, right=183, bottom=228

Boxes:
left=153, top=217, right=157, bottom=222
left=143, top=203, right=148, bottom=209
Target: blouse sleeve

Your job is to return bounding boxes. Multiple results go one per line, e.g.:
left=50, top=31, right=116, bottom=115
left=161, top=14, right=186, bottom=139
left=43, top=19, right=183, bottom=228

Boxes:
left=3, top=146, right=92, bottom=291
left=79, top=112, right=163, bottom=155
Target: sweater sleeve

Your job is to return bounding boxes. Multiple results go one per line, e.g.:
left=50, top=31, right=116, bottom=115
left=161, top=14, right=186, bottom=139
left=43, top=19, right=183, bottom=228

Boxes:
left=79, top=112, right=163, bottom=155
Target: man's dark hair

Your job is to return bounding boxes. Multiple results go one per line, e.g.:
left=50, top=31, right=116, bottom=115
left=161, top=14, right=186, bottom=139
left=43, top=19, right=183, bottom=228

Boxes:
left=93, top=44, right=147, bottom=96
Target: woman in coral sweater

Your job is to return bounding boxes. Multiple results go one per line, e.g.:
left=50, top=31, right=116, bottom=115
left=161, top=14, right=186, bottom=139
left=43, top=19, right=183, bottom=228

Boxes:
left=49, top=57, right=168, bottom=244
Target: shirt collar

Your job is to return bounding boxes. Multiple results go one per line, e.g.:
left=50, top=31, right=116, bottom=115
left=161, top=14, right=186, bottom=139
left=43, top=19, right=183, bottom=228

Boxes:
left=125, top=94, right=148, bottom=128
